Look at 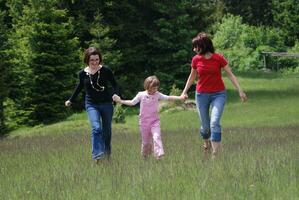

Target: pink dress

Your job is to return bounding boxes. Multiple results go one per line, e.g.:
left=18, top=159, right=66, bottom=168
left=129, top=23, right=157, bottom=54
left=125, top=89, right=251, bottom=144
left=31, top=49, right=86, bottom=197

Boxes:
left=132, top=91, right=168, bottom=158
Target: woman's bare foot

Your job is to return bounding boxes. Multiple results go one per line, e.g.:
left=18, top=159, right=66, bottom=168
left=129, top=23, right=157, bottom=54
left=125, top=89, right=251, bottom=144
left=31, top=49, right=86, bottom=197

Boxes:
left=203, top=140, right=211, bottom=152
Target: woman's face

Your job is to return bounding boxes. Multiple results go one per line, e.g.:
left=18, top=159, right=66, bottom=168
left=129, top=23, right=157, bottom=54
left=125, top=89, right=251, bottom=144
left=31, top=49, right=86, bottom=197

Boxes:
left=193, top=47, right=201, bottom=54
left=89, top=55, right=100, bottom=68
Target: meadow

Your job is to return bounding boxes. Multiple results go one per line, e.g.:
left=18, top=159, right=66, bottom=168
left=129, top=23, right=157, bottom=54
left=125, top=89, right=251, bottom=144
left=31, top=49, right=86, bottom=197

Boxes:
left=0, top=72, right=298, bottom=200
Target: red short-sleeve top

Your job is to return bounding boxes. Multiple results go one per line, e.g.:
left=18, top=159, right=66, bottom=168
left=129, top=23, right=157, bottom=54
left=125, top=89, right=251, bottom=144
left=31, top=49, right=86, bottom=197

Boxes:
left=191, top=53, right=228, bottom=93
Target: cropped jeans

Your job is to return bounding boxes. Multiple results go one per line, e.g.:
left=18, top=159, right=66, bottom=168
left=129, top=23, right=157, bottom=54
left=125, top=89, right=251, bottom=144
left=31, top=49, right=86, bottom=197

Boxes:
left=195, top=91, right=226, bottom=142
left=85, top=102, right=113, bottom=160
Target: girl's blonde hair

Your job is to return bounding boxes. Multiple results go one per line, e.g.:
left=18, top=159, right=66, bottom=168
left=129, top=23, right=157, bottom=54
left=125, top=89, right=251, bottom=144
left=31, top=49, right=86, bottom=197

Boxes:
left=144, top=75, right=160, bottom=90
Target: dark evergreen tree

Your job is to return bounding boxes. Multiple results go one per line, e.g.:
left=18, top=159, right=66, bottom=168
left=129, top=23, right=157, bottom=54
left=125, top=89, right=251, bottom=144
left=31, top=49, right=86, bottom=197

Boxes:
left=5, top=0, right=36, bottom=126
left=100, top=0, right=221, bottom=96
left=0, top=0, right=9, bottom=134
left=88, top=13, right=122, bottom=69
left=27, top=1, right=80, bottom=123
left=6, top=0, right=80, bottom=125
left=100, top=0, right=149, bottom=97
left=144, top=1, right=220, bottom=92
left=221, top=0, right=274, bottom=26
left=57, top=0, right=107, bottom=48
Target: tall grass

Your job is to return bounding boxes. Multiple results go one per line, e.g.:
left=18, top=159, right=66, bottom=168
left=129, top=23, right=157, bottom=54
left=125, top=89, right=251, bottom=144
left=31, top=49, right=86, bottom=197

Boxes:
left=0, top=127, right=298, bottom=199
left=1, top=72, right=298, bottom=199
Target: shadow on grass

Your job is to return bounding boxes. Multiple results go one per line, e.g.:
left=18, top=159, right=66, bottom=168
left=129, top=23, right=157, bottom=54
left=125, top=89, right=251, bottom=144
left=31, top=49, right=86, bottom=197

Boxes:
left=226, top=87, right=299, bottom=103
left=231, top=71, right=299, bottom=79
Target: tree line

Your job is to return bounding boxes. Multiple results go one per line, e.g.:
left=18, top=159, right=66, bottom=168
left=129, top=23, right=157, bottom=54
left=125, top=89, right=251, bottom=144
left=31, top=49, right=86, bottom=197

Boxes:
left=0, top=0, right=298, bottom=134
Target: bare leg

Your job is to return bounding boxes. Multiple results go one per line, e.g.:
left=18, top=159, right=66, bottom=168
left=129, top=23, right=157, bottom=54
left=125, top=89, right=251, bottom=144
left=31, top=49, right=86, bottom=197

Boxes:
left=211, top=141, right=221, bottom=159
left=203, top=139, right=211, bottom=151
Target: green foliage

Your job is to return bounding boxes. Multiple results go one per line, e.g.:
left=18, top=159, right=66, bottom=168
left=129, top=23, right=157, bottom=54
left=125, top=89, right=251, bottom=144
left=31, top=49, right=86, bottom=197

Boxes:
left=213, top=15, right=286, bottom=71
left=169, top=84, right=183, bottom=107
left=159, top=84, right=183, bottom=113
left=284, top=41, right=299, bottom=71
left=146, top=1, right=216, bottom=93
left=279, top=41, right=299, bottom=75
left=28, top=2, right=80, bottom=123
left=2, top=0, right=299, bottom=132
left=0, top=5, right=8, bottom=134
left=272, top=0, right=299, bottom=46
left=6, top=0, right=40, bottom=126
left=221, top=0, right=274, bottom=26
left=88, top=13, right=122, bottom=66
left=3, top=98, right=35, bottom=130
left=6, top=0, right=80, bottom=126
left=113, top=104, right=126, bottom=124
left=97, top=1, right=221, bottom=97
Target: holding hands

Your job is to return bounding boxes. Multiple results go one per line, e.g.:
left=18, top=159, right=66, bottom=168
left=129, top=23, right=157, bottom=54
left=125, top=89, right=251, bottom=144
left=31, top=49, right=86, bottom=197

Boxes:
left=112, top=94, right=121, bottom=103
left=180, top=93, right=188, bottom=100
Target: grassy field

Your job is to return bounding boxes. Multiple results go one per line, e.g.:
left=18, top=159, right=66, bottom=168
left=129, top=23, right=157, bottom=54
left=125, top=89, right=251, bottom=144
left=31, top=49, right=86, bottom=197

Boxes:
left=1, top=72, right=298, bottom=199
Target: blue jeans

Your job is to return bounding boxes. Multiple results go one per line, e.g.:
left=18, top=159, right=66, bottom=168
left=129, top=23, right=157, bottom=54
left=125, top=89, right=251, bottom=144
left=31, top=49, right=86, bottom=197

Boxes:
left=195, top=91, right=226, bottom=142
left=85, top=102, right=113, bottom=160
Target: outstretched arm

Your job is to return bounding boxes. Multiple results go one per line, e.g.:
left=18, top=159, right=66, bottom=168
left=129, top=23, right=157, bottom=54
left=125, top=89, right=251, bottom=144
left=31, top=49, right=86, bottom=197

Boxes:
left=65, top=71, right=84, bottom=107
left=181, top=68, right=197, bottom=99
left=167, top=95, right=185, bottom=101
left=223, top=65, right=247, bottom=102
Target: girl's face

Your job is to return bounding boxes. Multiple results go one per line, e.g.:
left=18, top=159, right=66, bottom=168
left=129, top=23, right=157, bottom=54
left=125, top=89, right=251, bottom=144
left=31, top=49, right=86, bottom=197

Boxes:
left=89, top=55, right=100, bottom=68
left=147, top=86, right=158, bottom=95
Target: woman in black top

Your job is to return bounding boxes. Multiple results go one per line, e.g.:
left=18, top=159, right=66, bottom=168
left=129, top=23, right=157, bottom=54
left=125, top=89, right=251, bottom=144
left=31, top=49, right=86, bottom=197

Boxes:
left=65, top=47, right=119, bottom=162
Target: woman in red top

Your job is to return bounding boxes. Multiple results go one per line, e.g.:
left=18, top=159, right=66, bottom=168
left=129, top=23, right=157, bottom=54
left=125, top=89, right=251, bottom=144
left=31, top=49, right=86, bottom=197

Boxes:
left=181, top=33, right=247, bottom=157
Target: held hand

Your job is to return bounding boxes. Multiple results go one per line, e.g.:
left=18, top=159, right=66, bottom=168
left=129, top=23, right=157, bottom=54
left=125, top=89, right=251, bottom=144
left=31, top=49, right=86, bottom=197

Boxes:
left=239, top=91, right=247, bottom=102
left=112, top=94, right=121, bottom=103
left=180, top=93, right=188, bottom=100
left=179, top=95, right=187, bottom=101
left=65, top=100, right=72, bottom=107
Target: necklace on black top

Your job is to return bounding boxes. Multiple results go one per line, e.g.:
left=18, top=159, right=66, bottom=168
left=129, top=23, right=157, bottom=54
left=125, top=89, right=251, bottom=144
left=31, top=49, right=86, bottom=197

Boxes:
left=86, top=67, right=105, bottom=92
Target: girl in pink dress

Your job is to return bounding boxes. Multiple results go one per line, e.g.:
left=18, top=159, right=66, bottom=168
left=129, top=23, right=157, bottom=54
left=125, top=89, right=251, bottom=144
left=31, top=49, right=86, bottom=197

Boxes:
left=113, top=76, right=185, bottom=160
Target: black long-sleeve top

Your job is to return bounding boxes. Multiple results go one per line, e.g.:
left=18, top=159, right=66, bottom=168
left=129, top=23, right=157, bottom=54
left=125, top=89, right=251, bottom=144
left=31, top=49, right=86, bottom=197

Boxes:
left=69, top=66, right=119, bottom=104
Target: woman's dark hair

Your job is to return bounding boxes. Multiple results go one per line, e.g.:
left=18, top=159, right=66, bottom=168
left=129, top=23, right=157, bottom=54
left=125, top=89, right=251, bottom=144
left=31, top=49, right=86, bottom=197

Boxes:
left=192, top=32, right=215, bottom=55
left=84, top=47, right=102, bottom=64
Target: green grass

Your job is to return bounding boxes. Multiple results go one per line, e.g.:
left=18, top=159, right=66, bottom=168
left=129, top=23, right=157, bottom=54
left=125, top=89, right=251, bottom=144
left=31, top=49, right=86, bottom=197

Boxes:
left=1, top=72, right=298, bottom=199
left=1, top=127, right=298, bottom=199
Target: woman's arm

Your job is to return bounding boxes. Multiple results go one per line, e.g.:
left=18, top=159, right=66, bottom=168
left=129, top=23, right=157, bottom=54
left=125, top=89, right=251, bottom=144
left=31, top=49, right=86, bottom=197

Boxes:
left=65, top=71, right=84, bottom=107
left=181, top=68, right=197, bottom=98
left=223, top=65, right=247, bottom=102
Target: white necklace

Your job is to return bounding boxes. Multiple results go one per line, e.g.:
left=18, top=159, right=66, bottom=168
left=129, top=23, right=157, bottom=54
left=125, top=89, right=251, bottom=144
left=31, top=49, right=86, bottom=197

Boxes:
left=86, top=66, right=105, bottom=92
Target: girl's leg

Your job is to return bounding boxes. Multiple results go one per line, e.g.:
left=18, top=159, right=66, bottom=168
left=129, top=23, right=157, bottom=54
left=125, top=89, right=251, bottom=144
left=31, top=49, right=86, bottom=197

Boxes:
left=140, top=124, right=152, bottom=158
left=100, top=103, right=114, bottom=156
left=196, top=93, right=211, bottom=149
left=210, top=91, right=226, bottom=156
left=151, top=120, right=164, bottom=159
left=85, top=103, right=105, bottom=160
